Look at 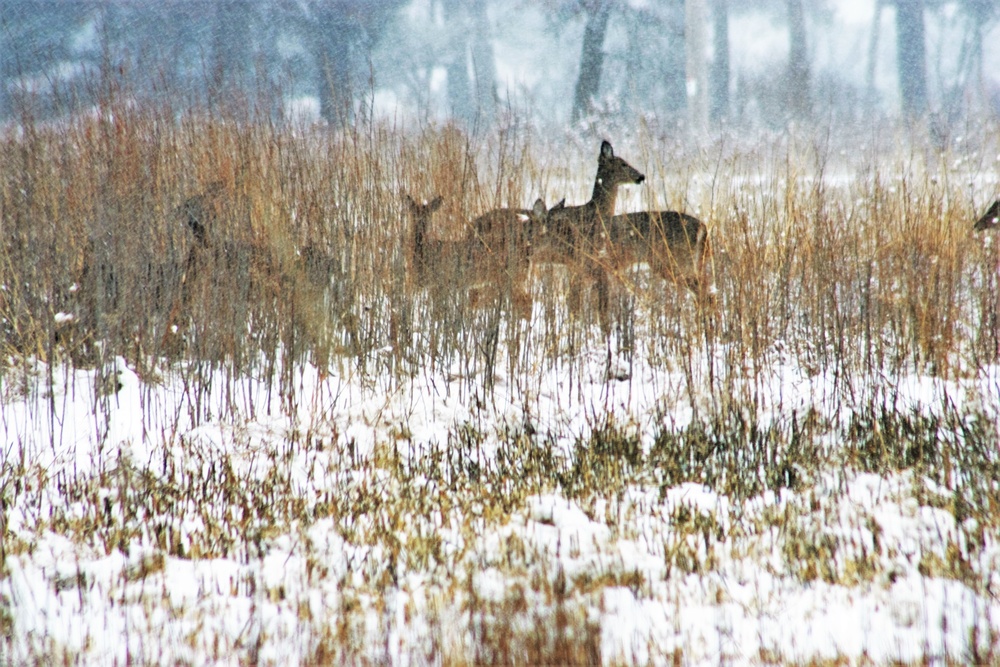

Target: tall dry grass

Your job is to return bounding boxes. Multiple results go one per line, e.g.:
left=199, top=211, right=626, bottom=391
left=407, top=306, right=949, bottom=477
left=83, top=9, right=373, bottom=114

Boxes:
left=1, top=82, right=998, bottom=423
left=4, top=80, right=1000, bottom=664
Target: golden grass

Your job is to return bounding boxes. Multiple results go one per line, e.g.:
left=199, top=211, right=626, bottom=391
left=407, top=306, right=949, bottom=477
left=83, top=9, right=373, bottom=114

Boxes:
left=3, top=94, right=997, bottom=394
left=3, top=84, right=1000, bottom=664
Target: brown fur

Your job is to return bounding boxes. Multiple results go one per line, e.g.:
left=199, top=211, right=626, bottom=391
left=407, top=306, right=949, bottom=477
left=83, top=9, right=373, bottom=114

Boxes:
left=533, top=141, right=645, bottom=326
left=608, top=210, right=714, bottom=304
left=406, top=195, right=562, bottom=318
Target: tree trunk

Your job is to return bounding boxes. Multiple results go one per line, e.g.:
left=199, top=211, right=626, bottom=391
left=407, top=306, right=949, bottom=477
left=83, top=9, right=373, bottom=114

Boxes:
left=786, top=0, right=810, bottom=120
left=686, top=0, right=709, bottom=133
left=709, top=0, right=729, bottom=123
left=895, top=0, right=927, bottom=117
left=443, top=0, right=473, bottom=124
left=866, top=0, right=883, bottom=110
left=469, top=0, right=497, bottom=127
left=963, top=0, right=991, bottom=112
left=572, top=0, right=612, bottom=123
left=211, top=0, right=252, bottom=112
left=314, top=6, right=355, bottom=125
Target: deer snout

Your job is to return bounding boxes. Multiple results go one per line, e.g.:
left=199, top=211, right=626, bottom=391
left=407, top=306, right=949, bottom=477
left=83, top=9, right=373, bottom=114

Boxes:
left=636, top=174, right=646, bottom=184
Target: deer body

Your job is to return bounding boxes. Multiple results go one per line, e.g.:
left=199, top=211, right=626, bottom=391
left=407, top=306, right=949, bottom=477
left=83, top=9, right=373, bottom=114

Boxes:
left=405, top=195, right=449, bottom=287
left=608, top=210, right=713, bottom=300
left=541, top=141, right=645, bottom=258
left=470, top=198, right=563, bottom=270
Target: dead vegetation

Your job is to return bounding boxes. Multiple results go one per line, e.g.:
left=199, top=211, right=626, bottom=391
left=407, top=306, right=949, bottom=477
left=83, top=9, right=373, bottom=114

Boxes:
left=3, top=88, right=1000, bottom=664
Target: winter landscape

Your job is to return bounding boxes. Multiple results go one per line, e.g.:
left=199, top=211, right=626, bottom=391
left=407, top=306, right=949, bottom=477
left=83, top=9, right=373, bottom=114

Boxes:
left=3, top=1, right=1000, bottom=665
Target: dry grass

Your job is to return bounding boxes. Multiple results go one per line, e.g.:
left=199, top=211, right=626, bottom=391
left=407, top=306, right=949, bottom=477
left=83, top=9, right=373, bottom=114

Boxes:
left=3, top=82, right=1000, bottom=664
left=3, top=93, right=996, bottom=396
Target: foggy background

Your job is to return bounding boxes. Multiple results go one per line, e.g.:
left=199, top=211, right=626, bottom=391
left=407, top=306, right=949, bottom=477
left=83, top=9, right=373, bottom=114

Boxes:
left=2, top=0, right=999, bottom=136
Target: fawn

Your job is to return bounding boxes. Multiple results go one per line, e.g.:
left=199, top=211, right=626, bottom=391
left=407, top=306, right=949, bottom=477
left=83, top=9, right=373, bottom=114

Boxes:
left=470, top=198, right=565, bottom=270
left=974, top=200, right=1000, bottom=231
left=404, top=194, right=454, bottom=289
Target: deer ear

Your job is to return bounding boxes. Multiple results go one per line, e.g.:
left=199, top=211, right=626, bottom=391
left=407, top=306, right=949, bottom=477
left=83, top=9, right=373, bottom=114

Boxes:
left=532, top=198, right=546, bottom=216
left=429, top=196, right=443, bottom=211
left=601, top=140, right=614, bottom=158
left=553, top=198, right=566, bottom=210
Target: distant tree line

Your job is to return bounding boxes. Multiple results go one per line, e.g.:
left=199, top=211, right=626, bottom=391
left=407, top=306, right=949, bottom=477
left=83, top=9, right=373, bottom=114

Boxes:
left=1, top=0, right=997, bottom=129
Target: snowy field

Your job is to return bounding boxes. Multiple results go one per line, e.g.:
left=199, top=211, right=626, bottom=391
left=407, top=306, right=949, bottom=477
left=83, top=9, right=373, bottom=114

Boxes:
left=4, top=123, right=1000, bottom=665
left=3, top=309, right=1000, bottom=664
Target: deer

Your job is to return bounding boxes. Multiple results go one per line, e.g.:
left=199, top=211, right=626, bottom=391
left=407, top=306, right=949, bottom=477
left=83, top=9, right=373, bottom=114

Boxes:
left=974, top=200, right=1000, bottom=231
left=535, top=140, right=646, bottom=326
left=405, top=194, right=563, bottom=318
left=607, top=209, right=714, bottom=305
left=404, top=194, right=454, bottom=290
left=176, top=180, right=227, bottom=247
left=164, top=181, right=278, bottom=348
left=470, top=197, right=565, bottom=271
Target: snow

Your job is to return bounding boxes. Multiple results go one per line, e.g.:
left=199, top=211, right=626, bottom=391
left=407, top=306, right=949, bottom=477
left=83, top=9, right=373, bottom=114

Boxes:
left=4, top=136, right=1000, bottom=663
left=3, top=318, right=999, bottom=664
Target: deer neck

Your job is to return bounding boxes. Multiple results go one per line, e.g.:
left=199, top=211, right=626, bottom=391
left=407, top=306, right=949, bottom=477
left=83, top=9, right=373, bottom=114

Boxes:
left=412, top=217, right=427, bottom=261
left=589, top=176, right=618, bottom=226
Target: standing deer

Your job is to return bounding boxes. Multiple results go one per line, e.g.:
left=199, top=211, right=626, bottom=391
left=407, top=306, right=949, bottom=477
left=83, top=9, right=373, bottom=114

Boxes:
left=537, top=140, right=646, bottom=325
left=404, top=194, right=450, bottom=289
left=176, top=180, right=227, bottom=247
left=608, top=209, right=714, bottom=305
left=405, top=194, right=563, bottom=318
left=164, top=181, right=278, bottom=349
left=470, top=198, right=564, bottom=317
left=974, top=200, right=1000, bottom=231
left=470, top=198, right=565, bottom=270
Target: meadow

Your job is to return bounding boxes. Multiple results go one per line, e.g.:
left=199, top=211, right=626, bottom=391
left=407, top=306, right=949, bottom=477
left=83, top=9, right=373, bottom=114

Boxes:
left=2, top=94, right=1000, bottom=664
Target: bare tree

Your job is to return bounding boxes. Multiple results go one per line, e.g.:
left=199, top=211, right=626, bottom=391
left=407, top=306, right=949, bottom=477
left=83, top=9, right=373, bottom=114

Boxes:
left=949, top=0, right=998, bottom=115
left=211, top=0, right=253, bottom=112
left=866, top=0, right=884, bottom=110
left=0, top=1, right=99, bottom=119
left=786, top=0, right=810, bottom=120
left=895, top=0, right=927, bottom=117
left=686, top=0, right=709, bottom=132
left=710, top=0, right=730, bottom=123
left=300, top=0, right=404, bottom=125
left=442, top=0, right=496, bottom=127
left=572, top=0, right=612, bottom=122
left=469, top=0, right=497, bottom=126
left=442, top=0, right=474, bottom=123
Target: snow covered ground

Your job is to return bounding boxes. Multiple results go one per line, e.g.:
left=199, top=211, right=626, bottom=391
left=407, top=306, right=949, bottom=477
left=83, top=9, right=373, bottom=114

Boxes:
left=3, top=120, right=1000, bottom=663
left=3, top=316, right=999, bottom=664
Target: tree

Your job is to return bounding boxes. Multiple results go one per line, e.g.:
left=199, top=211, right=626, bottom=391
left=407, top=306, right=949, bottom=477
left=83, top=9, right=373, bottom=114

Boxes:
left=895, top=0, right=927, bottom=117
left=0, top=1, right=99, bottom=119
left=951, top=0, right=998, bottom=115
left=866, top=0, right=884, bottom=110
left=442, top=0, right=496, bottom=127
left=211, top=0, right=254, bottom=112
left=686, top=0, right=709, bottom=132
left=469, top=0, right=497, bottom=126
left=786, top=0, right=810, bottom=120
left=300, top=0, right=405, bottom=125
left=443, top=0, right=473, bottom=123
left=571, top=0, right=612, bottom=122
left=710, top=0, right=730, bottom=123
